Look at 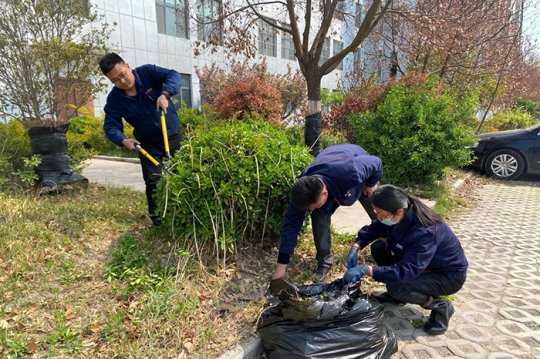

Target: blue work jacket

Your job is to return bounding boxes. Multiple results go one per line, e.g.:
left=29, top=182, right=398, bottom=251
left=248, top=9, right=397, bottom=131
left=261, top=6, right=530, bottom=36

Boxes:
left=278, top=144, right=383, bottom=263
left=103, top=64, right=182, bottom=146
left=357, top=210, right=468, bottom=284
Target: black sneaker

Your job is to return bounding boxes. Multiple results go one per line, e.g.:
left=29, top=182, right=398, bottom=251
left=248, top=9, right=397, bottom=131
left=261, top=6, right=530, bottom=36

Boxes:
left=312, top=265, right=331, bottom=283
left=372, top=292, right=406, bottom=305
left=150, top=215, right=162, bottom=226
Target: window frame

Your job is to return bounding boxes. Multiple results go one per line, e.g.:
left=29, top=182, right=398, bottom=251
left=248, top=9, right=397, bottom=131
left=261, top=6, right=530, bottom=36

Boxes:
left=258, top=19, right=277, bottom=57
left=155, top=0, right=190, bottom=39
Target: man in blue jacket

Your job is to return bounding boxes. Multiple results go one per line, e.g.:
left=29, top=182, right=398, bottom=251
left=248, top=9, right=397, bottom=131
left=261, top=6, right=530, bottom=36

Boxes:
left=271, top=144, right=383, bottom=282
left=99, top=53, right=183, bottom=226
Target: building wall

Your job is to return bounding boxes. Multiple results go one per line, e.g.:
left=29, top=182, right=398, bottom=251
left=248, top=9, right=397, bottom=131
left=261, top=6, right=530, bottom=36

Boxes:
left=92, top=0, right=345, bottom=116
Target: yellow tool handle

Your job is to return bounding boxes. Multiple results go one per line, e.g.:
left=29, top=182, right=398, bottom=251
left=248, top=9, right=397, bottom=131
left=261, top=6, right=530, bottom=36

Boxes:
left=135, top=144, right=159, bottom=166
left=160, top=112, right=170, bottom=156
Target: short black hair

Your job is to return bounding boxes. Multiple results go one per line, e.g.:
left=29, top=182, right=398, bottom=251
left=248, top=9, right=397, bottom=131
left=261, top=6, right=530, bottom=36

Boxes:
left=290, top=176, right=324, bottom=211
left=98, top=53, right=125, bottom=75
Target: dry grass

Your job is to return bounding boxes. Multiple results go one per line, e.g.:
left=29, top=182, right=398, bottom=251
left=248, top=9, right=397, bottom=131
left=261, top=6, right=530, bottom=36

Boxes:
left=0, top=171, right=484, bottom=358
left=0, top=184, right=357, bottom=358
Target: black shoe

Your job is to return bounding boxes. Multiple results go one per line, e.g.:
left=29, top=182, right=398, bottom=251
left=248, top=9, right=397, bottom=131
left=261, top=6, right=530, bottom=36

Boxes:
left=150, top=215, right=162, bottom=226
left=312, top=265, right=331, bottom=283
left=424, top=299, right=454, bottom=335
left=372, top=292, right=406, bottom=305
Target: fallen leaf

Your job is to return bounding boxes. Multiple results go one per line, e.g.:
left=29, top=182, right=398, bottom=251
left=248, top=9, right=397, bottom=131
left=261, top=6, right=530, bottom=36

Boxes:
left=26, top=341, right=37, bottom=353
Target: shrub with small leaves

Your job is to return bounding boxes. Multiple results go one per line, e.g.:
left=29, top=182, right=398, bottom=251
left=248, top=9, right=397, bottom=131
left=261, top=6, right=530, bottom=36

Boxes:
left=157, top=120, right=312, bottom=266
left=348, top=77, right=477, bottom=185
left=212, top=78, right=283, bottom=123
left=0, top=120, right=36, bottom=190
left=487, top=109, right=539, bottom=131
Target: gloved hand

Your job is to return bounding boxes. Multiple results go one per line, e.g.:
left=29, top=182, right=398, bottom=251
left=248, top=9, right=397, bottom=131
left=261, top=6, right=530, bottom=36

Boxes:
left=346, top=245, right=359, bottom=269
left=343, top=264, right=369, bottom=283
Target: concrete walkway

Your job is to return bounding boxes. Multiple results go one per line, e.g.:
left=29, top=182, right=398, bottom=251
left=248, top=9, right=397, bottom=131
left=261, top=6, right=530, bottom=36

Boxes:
left=82, top=158, right=540, bottom=358
left=82, top=157, right=144, bottom=192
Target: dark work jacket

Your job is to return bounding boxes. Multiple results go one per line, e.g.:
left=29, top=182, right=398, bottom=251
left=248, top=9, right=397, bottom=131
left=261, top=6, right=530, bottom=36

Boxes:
left=356, top=209, right=468, bottom=284
left=278, top=144, right=383, bottom=264
left=103, top=64, right=181, bottom=146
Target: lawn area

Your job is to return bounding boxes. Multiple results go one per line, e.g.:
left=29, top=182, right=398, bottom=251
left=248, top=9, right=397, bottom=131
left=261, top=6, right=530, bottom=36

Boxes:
left=0, top=184, right=358, bottom=358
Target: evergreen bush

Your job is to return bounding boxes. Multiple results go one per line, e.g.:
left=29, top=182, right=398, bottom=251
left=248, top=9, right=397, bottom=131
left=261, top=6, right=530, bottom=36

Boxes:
left=0, top=120, right=37, bottom=189
left=157, top=120, right=312, bottom=265
left=348, top=77, right=477, bottom=185
left=487, top=109, right=539, bottom=131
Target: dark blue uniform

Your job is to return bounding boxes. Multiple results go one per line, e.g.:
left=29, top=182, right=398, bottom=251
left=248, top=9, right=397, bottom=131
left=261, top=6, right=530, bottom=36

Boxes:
left=103, top=64, right=181, bottom=146
left=357, top=210, right=468, bottom=283
left=103, top=64, right=183, bottom=216
left=357, top=209, right=468, bottom=305
left=278, top=144, right=383, bottom=266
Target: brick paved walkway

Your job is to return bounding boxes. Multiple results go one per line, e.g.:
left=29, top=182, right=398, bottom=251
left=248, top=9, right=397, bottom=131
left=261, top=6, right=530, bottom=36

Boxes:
left=387, top=180, right=540, bottom=359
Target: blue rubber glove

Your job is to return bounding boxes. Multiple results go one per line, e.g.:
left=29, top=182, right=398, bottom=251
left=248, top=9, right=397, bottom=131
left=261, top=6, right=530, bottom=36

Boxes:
left=346, top=246, right=359, bottom=269
left=343, top=264, right=369, bottom=283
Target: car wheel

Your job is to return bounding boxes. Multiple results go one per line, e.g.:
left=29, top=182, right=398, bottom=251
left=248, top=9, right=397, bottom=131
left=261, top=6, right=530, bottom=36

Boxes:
left=485, top=149, right=526, bottom=180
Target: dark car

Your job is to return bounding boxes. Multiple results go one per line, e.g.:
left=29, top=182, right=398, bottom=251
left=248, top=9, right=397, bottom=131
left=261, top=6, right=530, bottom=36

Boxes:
left=468, top=123, right=540, bottom=180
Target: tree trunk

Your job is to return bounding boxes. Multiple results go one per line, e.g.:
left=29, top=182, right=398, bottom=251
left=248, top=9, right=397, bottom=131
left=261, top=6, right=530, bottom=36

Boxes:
left=304, top=72, right=322, bottom=156
left=27, top=123, right=87, bottom=189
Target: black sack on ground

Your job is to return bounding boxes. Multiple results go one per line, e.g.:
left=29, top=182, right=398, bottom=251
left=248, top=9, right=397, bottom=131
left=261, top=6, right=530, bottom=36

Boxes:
left=28, top=123, right=87, bottom=188
left=257, top=279, right=397, bottom=359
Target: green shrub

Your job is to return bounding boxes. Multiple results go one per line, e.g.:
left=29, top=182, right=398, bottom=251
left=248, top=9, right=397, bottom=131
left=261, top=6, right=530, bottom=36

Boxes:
left=487, top=109, right=539, bottom=131
left=515, top=97, right=539, bottom=118
left=0, top=120, right=37, bottom=190
left=348, top=77, right=477, bottom=185
left=157, top=120, right=312, bottom=265
left=67, top=115, right=136, bottom=159
left=177, top=104, right=211, bottom=135
left=284, top=125, right=348, bottom=149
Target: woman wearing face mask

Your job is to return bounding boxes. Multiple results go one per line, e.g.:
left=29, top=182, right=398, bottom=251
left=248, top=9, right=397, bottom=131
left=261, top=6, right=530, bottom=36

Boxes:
left=343, top=184, right=468, bottom=335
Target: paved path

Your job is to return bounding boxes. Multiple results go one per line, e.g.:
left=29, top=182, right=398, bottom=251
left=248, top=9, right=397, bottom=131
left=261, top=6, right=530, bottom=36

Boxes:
left=82, top=158, right=540, bottom=358
left=82, top=157, right=145, bottom=192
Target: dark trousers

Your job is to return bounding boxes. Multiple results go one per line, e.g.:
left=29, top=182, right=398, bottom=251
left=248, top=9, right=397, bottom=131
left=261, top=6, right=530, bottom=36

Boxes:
left=139, top=132, right=182, bottom=216
left=371, top=240, right=466, bottom=305
left=311, top=195, right=377, bottom=268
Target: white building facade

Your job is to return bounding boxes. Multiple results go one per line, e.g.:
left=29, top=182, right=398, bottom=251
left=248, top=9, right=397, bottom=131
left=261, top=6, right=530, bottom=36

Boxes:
left=91, top=0, right=362, bottom=116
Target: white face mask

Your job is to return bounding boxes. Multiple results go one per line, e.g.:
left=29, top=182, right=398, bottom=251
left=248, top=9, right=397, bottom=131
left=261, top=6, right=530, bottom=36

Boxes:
left=380, top=217, right=398, bottom=226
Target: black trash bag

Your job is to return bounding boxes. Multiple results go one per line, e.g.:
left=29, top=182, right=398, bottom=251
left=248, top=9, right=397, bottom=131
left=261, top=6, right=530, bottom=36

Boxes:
left=28, top=123, right=87, bottom=188
left=257, top=279, right=397, bottom=359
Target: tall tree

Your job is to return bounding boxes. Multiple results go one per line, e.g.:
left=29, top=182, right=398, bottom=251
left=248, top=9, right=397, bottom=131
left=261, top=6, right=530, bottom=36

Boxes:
left=0, top=0, right=111, bottom=125
left=197, top=0, right=394, bottom=155
left=0, top=0, right=111, bottom=188
left=368, top=0, right=531, bottom=108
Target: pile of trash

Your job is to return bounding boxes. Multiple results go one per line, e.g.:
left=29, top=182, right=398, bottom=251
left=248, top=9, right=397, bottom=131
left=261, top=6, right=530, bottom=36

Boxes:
left=257, top=279, right=397, bottom=358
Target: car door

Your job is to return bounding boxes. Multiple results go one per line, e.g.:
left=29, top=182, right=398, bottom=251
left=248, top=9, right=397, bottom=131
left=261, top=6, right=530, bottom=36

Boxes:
left=532, top=126, right=540, bottom=172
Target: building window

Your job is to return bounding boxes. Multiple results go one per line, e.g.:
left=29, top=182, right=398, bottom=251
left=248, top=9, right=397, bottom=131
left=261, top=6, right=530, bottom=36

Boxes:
left=319, top=37, right=330, bottom=65
left=334, top=0, right=345, bottom=20
left=197, top=0, right=222, bottom=43
left=281, top=30, right=295, bottom=60
left=155, top=0, right=189, bottom=39
left=333, top=39, right=344, bottom=70
left=259, top=20, right=276, bottom=57
left=172, top=74, right=192, bottom=108
left=355, top=2, right=363, bottom=27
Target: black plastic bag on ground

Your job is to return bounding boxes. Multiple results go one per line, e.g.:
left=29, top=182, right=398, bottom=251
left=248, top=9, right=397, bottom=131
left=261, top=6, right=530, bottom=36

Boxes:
left=28, top=124, right=87, bottom=188
left=257, top=279, right=397, bottom=359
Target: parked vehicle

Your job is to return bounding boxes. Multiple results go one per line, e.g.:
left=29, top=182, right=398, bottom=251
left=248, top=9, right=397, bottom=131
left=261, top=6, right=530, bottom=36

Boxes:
left=468, top=123, right=540, bottom=180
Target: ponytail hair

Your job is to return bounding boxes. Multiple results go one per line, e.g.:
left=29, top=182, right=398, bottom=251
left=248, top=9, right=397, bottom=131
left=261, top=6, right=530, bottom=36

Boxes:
left=372, top=184, right=443, bottom=227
